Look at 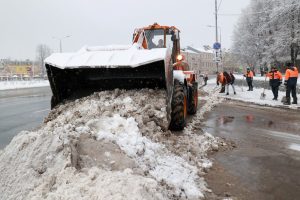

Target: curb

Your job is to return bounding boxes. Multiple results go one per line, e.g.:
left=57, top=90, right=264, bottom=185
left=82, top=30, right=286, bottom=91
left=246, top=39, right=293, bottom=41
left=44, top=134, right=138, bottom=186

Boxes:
left=220, top=97, right=300, bottom=111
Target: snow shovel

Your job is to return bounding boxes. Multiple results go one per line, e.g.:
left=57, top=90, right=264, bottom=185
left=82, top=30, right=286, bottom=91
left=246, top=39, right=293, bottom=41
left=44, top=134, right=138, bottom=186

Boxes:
left=240, top=76, right=244, bottom=92
left=281, top=96, right=286, bottom=103
left=260, top=75, right=268, bottom=100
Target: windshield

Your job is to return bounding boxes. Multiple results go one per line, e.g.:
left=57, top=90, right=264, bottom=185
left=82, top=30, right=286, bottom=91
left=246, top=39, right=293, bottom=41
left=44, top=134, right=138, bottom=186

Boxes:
left=145, top=29, right=174, bottom=50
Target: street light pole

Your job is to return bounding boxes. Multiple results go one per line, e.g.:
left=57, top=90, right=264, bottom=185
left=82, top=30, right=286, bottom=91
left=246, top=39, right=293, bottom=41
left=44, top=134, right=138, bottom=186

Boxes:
left=59, top=39, right=62, bottom=53
left=215, top=0, right=219, bottom=73
left=207, top=25, right=222, bottom=71
left=215, top=0, right=218, bottom=44
left=53, top=35, right=71, bottom=53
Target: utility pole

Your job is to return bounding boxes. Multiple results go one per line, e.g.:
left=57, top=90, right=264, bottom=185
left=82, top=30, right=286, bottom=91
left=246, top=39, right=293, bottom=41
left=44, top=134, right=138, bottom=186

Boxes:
left=32, top=61, right=35, bottom=79
left=215, top=0, right=219, bottom=73
left=59, top=39, right=62, bottom=53
left=53, top=35, right=71, bottom=53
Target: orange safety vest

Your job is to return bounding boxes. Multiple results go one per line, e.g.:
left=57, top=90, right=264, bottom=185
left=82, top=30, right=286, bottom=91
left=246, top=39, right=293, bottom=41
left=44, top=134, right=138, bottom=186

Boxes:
left=245, top=71, right=254, bottom=78
left=285, top=67, right=299, bottom=86
left=285, top=67, right=299, bottom=80
left=267, top=71, right=282, bottom=80
left=217, top=72, right=225, bottom=84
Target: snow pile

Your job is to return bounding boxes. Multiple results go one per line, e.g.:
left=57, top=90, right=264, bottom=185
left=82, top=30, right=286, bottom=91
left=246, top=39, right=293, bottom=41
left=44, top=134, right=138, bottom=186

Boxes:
left=0, top=80, right=49, bottom=91
left=234, top=74, right=266, bottom=81
left=173, top=70, right=186, bottom=83
left=0, top=129, right=161, bottom=200
left=45, top=44, right=170, bottom=69
left=93, top=114, right=202, bottom=198
left=86, top=45, right=132, bottom=51
left=182, top=87, right=223, bottom=171
left=0, top=88, right=221, bottom=200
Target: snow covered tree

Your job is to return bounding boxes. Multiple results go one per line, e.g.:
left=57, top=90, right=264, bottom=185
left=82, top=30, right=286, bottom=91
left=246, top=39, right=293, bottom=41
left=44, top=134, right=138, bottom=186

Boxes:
left=232, top=0, right=300, bottom=69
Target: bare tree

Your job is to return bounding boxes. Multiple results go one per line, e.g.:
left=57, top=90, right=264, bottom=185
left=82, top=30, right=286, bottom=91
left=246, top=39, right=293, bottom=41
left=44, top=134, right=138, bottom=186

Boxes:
left=36, top=44, right=52, bottom=76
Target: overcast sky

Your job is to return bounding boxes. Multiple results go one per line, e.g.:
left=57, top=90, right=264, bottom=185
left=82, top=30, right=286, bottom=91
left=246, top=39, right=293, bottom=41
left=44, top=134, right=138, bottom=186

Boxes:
left=0, top=0, right=250, bottom=60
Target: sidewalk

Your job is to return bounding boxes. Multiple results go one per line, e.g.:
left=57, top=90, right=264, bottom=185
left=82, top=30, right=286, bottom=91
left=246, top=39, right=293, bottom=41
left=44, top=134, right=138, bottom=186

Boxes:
left=204, top=78, right=300, bottom=110
left=0, top=80, right=49, bottom=91
left=235, top=74, right=300, bottom=86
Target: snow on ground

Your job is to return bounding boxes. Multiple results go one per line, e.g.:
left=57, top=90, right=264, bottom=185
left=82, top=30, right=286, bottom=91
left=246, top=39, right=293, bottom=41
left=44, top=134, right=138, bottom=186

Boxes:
left=205, top=78, right=300, bottom=109
left=235, top=74, right=266, bottom=81
left=235, top=74, right=300, bottom=85
left=0, top=80, right=49, bottom=90
left=0, top=88, right=222, bottom=200
left=289, top=143, right=300, bottom=152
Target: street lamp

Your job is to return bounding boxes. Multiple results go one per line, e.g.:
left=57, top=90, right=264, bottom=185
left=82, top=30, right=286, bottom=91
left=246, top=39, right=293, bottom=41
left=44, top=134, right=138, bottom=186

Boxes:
left=52, top=35, right=71, bottom=53
left=204, top=0, right=222, bottom=72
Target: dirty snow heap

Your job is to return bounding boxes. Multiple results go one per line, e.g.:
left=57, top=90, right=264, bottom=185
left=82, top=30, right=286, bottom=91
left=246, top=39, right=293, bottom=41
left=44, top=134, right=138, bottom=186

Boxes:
left=0, top=88, right=222, bottom=200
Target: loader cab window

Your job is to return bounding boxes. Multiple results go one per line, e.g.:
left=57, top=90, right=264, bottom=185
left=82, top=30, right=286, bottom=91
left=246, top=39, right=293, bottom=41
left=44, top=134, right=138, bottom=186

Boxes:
left=145, top=29, right=165, bottom=49
left=165, top=34, right=173, bottom=49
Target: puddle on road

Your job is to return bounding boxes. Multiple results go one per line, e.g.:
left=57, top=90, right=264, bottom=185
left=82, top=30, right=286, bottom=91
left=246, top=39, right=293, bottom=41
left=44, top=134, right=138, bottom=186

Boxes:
left=218, top=116, right=235, bottom=125
left=267, top=120, right=274, bottom=127
left=205, top=103, right=300, bottom=200
left=244, top=115, right=254, bottom=123
left=289, top=143, right=300, bottom=152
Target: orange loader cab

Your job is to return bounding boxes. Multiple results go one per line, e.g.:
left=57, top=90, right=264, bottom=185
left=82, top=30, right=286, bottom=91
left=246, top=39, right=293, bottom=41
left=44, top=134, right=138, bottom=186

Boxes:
left=133, top=23, right=199, bottom=130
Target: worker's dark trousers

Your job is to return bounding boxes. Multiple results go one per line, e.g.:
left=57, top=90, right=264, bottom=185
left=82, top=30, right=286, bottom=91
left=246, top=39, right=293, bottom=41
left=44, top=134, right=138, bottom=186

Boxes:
left=247, top=81, right=253, bottom=91
left=286, top=84, right=297, bottom=101
left=220, top=84, right=225, bottom=93
left=271, top=85, right=279, bottom=99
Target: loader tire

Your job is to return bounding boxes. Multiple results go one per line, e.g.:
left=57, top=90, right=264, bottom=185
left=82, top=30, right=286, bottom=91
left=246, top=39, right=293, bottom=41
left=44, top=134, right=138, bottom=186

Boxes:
left=188, top=82, right=198, bottom=115
left=51, top=96, right=58, bottom=109
left=170, top=80, right=187, bottom=131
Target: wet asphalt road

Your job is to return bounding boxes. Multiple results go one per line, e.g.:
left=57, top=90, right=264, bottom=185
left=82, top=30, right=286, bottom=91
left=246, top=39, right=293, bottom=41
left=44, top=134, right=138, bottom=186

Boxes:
left=204, top=102, right=300, bottom=200
left=0, top=87, right=51, bottom=149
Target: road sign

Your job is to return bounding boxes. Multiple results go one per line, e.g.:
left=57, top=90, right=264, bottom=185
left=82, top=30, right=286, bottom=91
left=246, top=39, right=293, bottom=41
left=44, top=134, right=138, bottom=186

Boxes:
left=213, top=50, right=221, bottom=63
left=213, top=42, right=221, bottom=50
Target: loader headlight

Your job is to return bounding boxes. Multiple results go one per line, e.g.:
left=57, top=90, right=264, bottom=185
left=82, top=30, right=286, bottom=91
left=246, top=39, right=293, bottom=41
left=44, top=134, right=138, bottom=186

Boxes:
left=177, top=54, right=183, bottom=61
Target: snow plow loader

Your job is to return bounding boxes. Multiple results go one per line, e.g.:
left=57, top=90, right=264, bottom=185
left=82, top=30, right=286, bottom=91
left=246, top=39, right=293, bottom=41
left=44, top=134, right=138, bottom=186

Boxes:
left=45, top=23, right=198, bottom=130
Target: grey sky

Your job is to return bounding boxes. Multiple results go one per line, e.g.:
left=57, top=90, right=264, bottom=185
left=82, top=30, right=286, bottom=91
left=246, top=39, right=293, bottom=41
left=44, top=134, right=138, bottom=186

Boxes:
left=0, top=0, right=250, bottom=60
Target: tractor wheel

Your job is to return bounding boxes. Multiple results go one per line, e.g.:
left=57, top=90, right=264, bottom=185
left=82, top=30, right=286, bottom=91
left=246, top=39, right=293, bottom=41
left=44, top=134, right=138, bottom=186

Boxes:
left=170, top=80, right=187, bottom=131
left=51, top=95, right=58, bottom=109
left=188, top=82, right=198, bottom=115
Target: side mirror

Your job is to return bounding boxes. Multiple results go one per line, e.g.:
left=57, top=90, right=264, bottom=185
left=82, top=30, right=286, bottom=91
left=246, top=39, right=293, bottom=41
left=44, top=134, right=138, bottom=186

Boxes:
left=171, top=30, right=179, bottom=41
left=174, top=30, right=179, bottom=40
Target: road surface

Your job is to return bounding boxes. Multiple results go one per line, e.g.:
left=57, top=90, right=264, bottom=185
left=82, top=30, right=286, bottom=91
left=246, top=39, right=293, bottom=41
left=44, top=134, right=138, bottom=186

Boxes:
left=204, top=102, right=300, bottom=200
left=0, top=87, right=51, bottom=149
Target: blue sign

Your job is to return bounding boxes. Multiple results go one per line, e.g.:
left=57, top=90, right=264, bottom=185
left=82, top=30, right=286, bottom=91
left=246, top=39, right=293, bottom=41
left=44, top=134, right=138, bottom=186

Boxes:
left=213, top=42, right=221, bottom=50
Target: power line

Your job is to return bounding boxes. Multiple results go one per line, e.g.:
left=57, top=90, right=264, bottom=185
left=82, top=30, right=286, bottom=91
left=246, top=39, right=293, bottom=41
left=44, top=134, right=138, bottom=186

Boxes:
left=218, top=0, right=223, bottom=12
left=218, top=13, right=241, bottom=16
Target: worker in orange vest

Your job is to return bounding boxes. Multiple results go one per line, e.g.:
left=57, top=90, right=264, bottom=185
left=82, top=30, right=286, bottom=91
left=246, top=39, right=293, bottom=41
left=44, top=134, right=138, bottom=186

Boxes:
left=283, top=63, right=299, bottom=105
left=267, top=66, right=282, bottom=100
left=244, top=67, right=254, bottom=91
left=216, top=72, right=225, bottom=93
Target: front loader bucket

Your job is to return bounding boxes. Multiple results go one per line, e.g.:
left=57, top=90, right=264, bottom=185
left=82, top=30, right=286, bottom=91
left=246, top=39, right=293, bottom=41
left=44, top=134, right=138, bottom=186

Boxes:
left=46, top=60, right=167, bottom=107
left=44, top=45, right=174, bottom=125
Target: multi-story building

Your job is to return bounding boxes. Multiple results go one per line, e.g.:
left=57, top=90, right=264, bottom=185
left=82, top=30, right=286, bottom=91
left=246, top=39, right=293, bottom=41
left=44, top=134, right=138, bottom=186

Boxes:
left=182, top=46, right=244, bottom=74
left=181, top=46, right=215, bottom=74
left=0, top=59, right=42, bottom=80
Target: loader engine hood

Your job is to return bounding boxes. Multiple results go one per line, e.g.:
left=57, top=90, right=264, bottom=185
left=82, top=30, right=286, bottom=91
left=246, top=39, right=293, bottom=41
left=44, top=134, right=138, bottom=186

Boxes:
left=45, top=44, right=169, bottom=69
